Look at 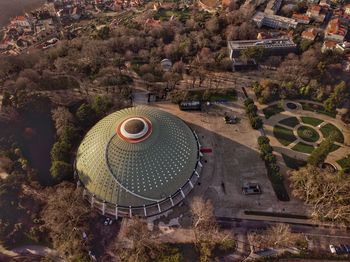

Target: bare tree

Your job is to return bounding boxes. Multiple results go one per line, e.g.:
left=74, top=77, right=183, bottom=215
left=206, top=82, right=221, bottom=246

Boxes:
left=190, top=197, right=234, bottom=262
left=114, top=217, right=158, bottom=262
left=51, top=107, right=75, bottom=137
left=41, top=183, right=91, bottom=259
left=290, top=166, right=350, bottom=225
left=190, top=196, right=217, bottom=230
left=249, top=224, right=306, bottom=250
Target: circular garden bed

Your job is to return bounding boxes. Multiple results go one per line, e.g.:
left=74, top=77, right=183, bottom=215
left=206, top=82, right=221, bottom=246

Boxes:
left=297, top=125, right=320, bottom=143
left=286, top=102, right=297, bottom=110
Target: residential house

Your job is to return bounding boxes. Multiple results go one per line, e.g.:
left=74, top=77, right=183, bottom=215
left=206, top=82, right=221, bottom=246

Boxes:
left=10, top=16, right=31, bottom=28
left=325, top=18, right=348, bottom=42
left=292, top=13, right=310, bottom=24
left=301, top=28, right=318, bottom=41
left=322, top=40, right=337, bottom=52
left=306, top=5, right=327, bottom=23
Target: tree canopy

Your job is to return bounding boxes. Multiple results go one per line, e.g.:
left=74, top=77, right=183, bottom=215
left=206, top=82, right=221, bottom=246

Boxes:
left=290, top=165, right=350, bottom=225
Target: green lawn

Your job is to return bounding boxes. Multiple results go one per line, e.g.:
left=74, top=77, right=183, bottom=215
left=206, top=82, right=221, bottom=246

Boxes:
left=292, top=142, right=315, bottom=154
left=300, top=102, right=337, bottom=118
left=282, top=153, right=307, bottom=169
left=185, top=89, right=237, bottom=102
left=154, top=8, right=191, bottom=22
left=320, top=123, right=344, bottom=144
left=263, top=104, right=284, bottom=119
left=208, top=89, right=237, bottom=102
left=337, top=155, right=350, bottom=171
left=330, top=143, right=341, bottom=152
left=273, top=125, right=297, bottom=146
left=279, top=117, right=299, bottom=128
left=297, top=125, right=320, bottom=142
left=301, top=116, right=323, bottom=127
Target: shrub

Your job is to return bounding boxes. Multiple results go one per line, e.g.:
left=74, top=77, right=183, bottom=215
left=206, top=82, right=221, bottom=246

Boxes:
left=308, top=134, right=336, bottom=166
left=256, top=136, right=289, bottom=201
left=244, top=98, right=254, bottom=107
left=250, top=116, right=263, bottom=129
left=259, top=143, right=273, bottom=154
left=50, top=161, right=73, bottom=182
left=246, top=103, right=257, bottom=115
left=51, top=141, right=71, bottom=162
left=76, top=103, right=96, bottom=128
left=258, top=136, right=270, bottom=146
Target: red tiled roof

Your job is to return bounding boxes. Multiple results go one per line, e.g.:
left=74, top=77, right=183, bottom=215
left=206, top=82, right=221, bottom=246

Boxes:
left=324, top=40, right=337, bottom=48
left=292, top=13, right=310, bottom=21
left=301, top=28, right=317, bottom=40
left=326, top=18, right=347, bottom=36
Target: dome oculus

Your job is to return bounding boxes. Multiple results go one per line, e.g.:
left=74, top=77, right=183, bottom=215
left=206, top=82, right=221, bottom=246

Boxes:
left=117, top=117, right=152, bottom=143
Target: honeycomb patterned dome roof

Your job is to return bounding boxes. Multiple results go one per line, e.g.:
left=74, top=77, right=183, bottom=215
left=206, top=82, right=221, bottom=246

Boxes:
left=75, top=106, right=199, bottom=207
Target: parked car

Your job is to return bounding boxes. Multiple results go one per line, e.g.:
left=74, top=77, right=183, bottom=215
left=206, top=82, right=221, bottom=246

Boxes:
left=344, top=244, right=350, bottom=253
left=242, top=183, right=262, bottom=195
left=104, top=218, right=110, bottom=226
left=224, top=115, right=237, bottom=124
left=339, top=244, right=348, bottom=254
left=329, top=244, right=336, bottom=254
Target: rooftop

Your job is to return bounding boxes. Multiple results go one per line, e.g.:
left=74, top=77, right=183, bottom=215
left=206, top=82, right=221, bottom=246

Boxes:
left=228, top=37, right=297, bottom=50
left=76, top=106, right=200, bottom=207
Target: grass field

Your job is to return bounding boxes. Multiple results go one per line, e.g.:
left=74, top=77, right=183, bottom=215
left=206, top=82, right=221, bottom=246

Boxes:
left=297, top=125, right=320, bottom=142
left=292, top=142, right=315, bottom=154
left=300, top=102, right=337, bottom=118
left=273, top=125, right=297, bottom=146
left=320, top=123, right=344, bottom=144
left=279, top=117, right=299, bottom=128
left=301, top=116, right=323, bottom=127
left=330, top=143, right=341, bottom=152
left=208, top=89, right=237, bottom=102
left=337, top=155, right=350, bottom=171
left=263, top=104, right=284, bottom=119
left=282, top=154, right=307, bottom=169
left=154, top=8, right=191, bottom=22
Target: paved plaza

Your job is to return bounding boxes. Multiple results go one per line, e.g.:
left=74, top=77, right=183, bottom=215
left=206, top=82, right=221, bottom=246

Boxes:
left=153, top=101, right=307, bottom=219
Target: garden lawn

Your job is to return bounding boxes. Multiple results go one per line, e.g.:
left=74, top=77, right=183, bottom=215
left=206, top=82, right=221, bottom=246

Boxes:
left=320, top=123, right=344, bottom=144
left=209, top=89, right=237, bottom=102
left=301, top=116, right=323, bottom=127
left=154, top=8, right=191, bottom=22
left=282, top=153, right=307, bottom=169
left=337, top=154, right=350, bottom=171
left=330, top=144, right=340, bottom=152
left=297, top=126, right=319, bottom=143
left=273, top=125, right=297, bottom=146
left=263, top=104, right=284, bottom=119
left=300, top=102, right=336, bottom=118
left=279, top=117, right=299, bottom=128
left=292, top=142, right=315, bottom=154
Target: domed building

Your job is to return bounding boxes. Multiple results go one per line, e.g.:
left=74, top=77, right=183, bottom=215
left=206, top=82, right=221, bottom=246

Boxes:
left=75, top=106, right=202, bottom=218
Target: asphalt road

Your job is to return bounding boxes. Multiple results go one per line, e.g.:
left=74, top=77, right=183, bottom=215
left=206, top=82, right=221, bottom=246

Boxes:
left=217, top=217, right=350, bottom=244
